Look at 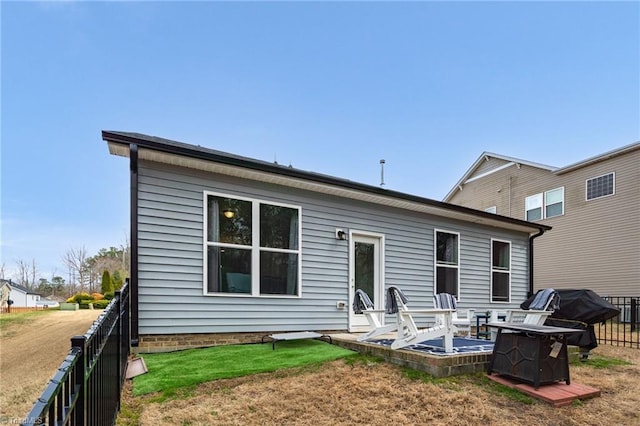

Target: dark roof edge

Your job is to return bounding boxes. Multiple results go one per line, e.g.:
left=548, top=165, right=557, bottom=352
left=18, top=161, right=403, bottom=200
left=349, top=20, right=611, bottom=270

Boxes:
left=102, top=130, right=551, bottom=233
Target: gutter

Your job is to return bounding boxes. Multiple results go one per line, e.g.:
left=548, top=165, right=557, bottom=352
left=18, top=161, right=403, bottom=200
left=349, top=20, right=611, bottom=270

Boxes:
left=528, top=228, right=547, bottom=298
left=102, top=130, right=550, bottom=234
left=129, top=144, right=139, bottom=346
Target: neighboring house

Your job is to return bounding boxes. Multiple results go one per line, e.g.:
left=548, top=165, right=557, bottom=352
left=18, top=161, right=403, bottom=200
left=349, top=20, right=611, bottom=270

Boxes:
left=444, top=142, right=640, bottom=297
left=103, top=131, right=550, bottom=352
left=2, top=280, right=42, bottom=307
left=0, top=280, right=11, bottom=312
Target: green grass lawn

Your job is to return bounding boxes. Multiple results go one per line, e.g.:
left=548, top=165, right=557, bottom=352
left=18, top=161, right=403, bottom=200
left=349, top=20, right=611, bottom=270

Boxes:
left=133, top=339, right=356, bottom=398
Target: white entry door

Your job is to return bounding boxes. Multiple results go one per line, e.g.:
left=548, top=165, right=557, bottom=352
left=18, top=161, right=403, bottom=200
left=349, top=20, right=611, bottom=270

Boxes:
left=349, top=232, right=384, bottom=331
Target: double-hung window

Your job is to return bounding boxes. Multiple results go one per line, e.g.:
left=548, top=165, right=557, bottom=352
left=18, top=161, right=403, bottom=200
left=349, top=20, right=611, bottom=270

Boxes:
left=525, top=194, right=543, bottom=221
left=491, top=239, right=511, bottom=302
left=544, top=187, right=564, bottom=218
left=435, top=230, right=459, bottom=298
left=525, top=187, right=564, bottom=221
left=205, top=192, right=301, bottom=297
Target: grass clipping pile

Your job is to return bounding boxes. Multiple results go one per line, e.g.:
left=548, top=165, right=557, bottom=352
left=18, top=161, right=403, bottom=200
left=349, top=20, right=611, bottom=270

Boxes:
left=119, top=344, right=640, bottom=426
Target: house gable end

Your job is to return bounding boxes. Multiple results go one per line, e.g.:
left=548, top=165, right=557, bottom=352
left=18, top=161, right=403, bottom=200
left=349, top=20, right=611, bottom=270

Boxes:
left=443, top=152, right=556, bottom=202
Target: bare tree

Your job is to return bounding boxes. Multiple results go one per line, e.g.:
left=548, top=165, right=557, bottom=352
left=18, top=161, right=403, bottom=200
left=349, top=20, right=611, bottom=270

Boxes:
left=15, top=258, right=38, bottom=290
left=0, top=262, right=5, bottom=280
left=62, top=246, right=89, bottom=293
left=29, top=258, right=38, bottom=290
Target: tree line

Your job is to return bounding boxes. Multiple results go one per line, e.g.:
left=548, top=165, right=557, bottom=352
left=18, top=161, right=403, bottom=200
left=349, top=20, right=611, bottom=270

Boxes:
left=0, top=244, right=130, bottom=299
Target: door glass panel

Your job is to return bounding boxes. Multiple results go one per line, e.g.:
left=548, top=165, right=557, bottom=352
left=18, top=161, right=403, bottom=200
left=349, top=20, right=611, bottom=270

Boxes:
left=355, top=242, right=375, bottom=303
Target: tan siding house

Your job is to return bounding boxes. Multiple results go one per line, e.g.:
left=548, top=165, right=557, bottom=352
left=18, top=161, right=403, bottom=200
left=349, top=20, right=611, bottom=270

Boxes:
left=444, top=143, right=640, bottom=297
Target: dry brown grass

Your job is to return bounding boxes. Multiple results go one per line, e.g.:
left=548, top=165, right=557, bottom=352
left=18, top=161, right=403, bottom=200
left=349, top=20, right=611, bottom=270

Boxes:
left=118, top=344, right=640, bottom=426
left=0, top=309, right=102, bottom=422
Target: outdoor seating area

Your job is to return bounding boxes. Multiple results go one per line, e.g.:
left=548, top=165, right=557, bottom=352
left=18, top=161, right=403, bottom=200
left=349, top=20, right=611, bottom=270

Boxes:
left=336, top=287, right=607, bottom=406
left=354, top=286, right=456, bottom=352
left=348, top=287, right=576, bottom=378
left=331, top=332, right=494, bottom=378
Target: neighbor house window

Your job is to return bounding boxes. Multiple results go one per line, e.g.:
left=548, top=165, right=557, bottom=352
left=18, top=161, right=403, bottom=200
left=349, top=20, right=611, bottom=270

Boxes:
left=435, top=230, right=459, bottom=298
left=525, top=194, right=543, bottom=221
left=586, top=173, right=615, bottom=200
left=491, top=239, right=511, bottom=302
left=525, top=187, right=564, bottom=221
left=205, top=192, right=301, bottom=296
left=485, top=206, right=497, bottom=214
left=544, top=187, right=564, bottom=218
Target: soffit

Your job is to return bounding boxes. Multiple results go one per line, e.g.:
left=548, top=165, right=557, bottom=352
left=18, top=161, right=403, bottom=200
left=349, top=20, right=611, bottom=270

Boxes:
left=108, top=142, right=544, bottom=234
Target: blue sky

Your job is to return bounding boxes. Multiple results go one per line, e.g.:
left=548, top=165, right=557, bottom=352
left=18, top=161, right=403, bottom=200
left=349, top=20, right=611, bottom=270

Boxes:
left=1, top=1, right=639, bottom=281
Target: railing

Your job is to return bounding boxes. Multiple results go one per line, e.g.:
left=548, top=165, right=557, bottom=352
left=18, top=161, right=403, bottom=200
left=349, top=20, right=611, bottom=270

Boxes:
left=22, top=281, right=130, bottom=425
left=596, top=296, right=639, bottom=349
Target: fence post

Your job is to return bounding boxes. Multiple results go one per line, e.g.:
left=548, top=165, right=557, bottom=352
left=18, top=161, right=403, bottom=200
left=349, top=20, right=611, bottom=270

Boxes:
left=116, top=288, right=122, bottom=410
left=71, top=335, right=87, bottom=425
left=632, top=298, right=637, bottom=333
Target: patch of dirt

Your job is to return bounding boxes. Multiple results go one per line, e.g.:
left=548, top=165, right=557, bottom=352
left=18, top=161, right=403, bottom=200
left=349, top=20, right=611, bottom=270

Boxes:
left=0, top=309, right=101, bottom=422
left=120, top=344, right=640, bottom=426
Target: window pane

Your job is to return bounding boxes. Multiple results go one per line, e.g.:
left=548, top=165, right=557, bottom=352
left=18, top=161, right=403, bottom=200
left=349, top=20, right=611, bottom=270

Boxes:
left=436, top=266, right=458, bottom=297
left=436, top=232, right=458, bottom=265
left=546, top=202, right=563, bottom=218
left=260, top=204, right=299, bottom=249
left=208, top=196, right=252, bottom=245
left=492, top=241, right=510, bottom=269
left=260, top=252, right=298, bottom=295
left=545, top=188, right=563, bottom=205
left=525, top=194, right=542, bottom=210
left=355, top=242, right=375, bottom=301
left=492, top=272, right=509, bottom=302
left=526, top=193, right=543, bottom=221
left=526, top=207, right=542, bottom=221
left=587, top=173, right=614, bottom=200
left=208, top=247, right=251, bottom=293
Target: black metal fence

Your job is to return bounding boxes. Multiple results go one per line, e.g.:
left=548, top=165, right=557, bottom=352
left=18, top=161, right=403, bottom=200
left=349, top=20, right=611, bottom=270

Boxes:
left=22, top=281, right=130, bottom=425
left=596, top=296, right=639, bottom=349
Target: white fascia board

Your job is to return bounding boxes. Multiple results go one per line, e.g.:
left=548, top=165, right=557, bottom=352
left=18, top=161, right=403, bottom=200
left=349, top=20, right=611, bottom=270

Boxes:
left=464, top=162, right=517, bottom=184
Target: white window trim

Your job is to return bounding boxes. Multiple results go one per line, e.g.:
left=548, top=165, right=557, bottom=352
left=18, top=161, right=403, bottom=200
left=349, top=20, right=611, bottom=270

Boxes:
left=544, top=186, right=565, bottom=218
left=490, top=238, right=511, bottom=304
left=525, top=187, right=565, bottom=221
left=434, top=229, right=461, bottom=300
left=349, top=229, right=386, bottom=312
left=202, top=190, right=302, bottom=298
left=586, top=172, right=615, bottom=201
left=525, top=193, right=543, bottom=221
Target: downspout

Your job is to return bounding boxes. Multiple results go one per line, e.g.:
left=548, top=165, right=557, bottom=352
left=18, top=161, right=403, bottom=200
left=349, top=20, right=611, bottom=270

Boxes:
left=528, top=228, right=546, bottom=298
left=130, top=144, right=139, bottom=346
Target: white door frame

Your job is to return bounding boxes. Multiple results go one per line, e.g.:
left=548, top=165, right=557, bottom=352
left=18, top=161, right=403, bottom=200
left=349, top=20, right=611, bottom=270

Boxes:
left=348, top=230, right=385, bottom=332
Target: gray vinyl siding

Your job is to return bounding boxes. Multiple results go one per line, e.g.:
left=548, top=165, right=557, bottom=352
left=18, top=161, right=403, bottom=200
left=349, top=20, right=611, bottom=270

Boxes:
left=137, top=160, right=532, bottom=335
left=448, top=149, right=640, bottom=297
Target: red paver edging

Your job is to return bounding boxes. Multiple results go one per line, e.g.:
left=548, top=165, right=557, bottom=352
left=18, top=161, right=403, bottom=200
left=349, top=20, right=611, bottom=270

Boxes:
left=487, top=374, right=601, bottom=407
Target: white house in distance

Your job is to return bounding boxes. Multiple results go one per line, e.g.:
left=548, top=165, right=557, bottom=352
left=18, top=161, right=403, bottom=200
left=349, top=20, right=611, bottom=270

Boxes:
left=1, top=280, right=41, bottom=307
left=102, top=131, right=551, bottom=353
left=0, top=280, right=11, bottom=312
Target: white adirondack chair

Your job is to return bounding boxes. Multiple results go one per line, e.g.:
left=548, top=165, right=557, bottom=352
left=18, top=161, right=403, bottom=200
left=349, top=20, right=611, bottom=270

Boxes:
left=353, top=289, right=397, bottom=342
left=386, top=286, right=455, bottom=352
left=504, top=288, right=560, bottom=325
left=433, top=293, right=475, bottom=337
